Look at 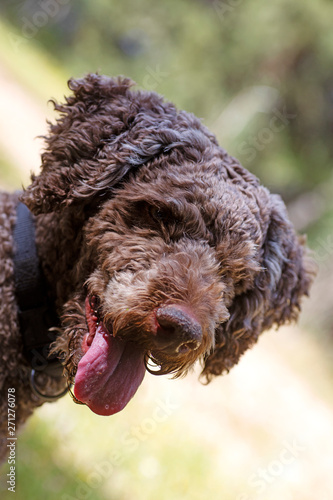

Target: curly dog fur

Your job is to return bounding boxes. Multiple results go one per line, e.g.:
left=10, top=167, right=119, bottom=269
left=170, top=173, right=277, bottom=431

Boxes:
left=0, top=74, right=315, bottom=461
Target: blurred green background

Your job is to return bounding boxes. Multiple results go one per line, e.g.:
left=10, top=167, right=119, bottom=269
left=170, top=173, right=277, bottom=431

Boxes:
left=0, top=1, right=333, bottom=499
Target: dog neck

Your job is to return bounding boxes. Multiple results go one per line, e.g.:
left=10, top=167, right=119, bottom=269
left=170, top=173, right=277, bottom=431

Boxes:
left=13, top=202, right=64, bottom=383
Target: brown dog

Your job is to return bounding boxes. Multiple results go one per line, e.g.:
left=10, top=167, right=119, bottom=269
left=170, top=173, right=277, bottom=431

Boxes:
left=0, top=74, right=315, bottom=461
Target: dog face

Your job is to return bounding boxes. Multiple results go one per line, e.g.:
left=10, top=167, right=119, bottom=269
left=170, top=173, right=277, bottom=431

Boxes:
left=21, top=75, right=315, bottom=416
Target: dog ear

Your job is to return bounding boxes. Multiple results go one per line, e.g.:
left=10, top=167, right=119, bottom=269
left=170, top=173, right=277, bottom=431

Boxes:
left=21, top=74, right=139, bottom=214
left=201, top=193, right=316, bottom=382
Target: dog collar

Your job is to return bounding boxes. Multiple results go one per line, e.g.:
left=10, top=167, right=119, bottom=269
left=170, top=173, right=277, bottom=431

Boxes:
left=13, top=202, right=67, bottom=400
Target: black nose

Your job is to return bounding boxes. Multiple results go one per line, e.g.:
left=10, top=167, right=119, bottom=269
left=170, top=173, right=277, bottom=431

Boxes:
left=155, top=305, right=202, bottom=354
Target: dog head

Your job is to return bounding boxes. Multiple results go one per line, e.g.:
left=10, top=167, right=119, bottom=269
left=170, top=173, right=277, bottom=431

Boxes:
left=21, top=74, right=316, bottom=416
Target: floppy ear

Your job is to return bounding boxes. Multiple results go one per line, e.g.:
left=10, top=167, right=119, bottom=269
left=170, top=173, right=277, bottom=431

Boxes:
left=21, top=74, right=139, bottom=214
left=21, top=74, right=163, bottom=214
left=202, top=193, right=316, bottom=382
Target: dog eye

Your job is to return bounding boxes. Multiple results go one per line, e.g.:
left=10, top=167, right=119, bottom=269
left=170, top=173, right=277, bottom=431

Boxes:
left=148, top=205, right=172, bottom=225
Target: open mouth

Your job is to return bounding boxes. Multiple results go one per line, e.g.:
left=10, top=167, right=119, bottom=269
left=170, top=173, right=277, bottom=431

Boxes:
left=81, top=295, right=104, bottom=352
left=73, top=295, right=146, bottom=416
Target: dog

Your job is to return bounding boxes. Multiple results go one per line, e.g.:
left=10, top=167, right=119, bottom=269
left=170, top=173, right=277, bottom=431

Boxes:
left=0, top=74, right=315, bottom=461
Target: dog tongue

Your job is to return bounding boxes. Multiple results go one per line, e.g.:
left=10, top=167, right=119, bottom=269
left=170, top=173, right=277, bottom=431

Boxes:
left=74, top=326, right=146, bottom=416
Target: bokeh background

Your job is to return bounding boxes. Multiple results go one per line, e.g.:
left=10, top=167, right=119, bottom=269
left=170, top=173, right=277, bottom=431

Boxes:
left=0, top=1, right=333, bottom=499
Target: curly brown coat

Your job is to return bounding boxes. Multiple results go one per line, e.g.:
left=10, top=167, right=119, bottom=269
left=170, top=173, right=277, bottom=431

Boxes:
left=0, top=74, right=316, bottom=461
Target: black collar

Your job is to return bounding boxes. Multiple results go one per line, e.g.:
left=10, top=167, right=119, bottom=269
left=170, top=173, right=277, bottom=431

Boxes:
left=13, top=202, right=67, bottom=400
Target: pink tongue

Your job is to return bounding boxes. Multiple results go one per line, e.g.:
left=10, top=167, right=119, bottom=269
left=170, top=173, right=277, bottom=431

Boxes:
left=74, top=326, right=146, bottom=416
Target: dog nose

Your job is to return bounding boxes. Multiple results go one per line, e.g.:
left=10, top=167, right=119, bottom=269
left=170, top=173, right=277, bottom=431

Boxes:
left=155, top=305, right=202, bottom=354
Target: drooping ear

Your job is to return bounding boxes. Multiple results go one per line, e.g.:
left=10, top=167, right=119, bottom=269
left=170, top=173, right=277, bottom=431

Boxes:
left=257, top=194, right=316, bottom=329
left=21, top=74, right=142, bottom=214
left=201, top=192, right=316, bottom=382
